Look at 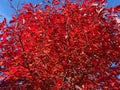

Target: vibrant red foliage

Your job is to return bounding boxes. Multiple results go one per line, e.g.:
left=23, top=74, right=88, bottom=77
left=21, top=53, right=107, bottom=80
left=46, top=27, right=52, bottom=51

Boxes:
left=0, top=0, right=120, bottom=89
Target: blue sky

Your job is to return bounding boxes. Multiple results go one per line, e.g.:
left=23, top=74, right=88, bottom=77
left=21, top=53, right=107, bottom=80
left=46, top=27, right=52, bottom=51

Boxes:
left=0, top=0, right=120, bottom=22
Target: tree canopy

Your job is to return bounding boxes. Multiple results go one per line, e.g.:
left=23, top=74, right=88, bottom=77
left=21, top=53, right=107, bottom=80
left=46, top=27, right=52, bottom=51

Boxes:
left=0, top=0, right=120, bottom=89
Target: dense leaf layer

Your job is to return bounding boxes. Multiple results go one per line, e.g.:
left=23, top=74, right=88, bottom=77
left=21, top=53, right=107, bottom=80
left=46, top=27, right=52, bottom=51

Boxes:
left=0, top=0, right=120, bottom=89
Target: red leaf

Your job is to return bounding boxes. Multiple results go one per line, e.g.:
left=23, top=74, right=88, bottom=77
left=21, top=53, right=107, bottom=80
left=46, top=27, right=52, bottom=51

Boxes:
left=114, top=5, right=120, bottom=12
left=45, top=5, right=51, bottom=10
left=46, top=28, right=53, bottom=36
left=2, top=33, right=7, bottom=39
left=52, top=0, right=60, bottom=5
left=9, top=17, right=16, bottom=23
